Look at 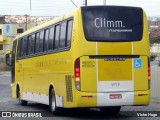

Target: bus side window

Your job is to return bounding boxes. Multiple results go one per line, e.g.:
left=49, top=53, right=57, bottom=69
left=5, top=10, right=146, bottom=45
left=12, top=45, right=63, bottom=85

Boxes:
left=12, top=40, right=17, bottom=55
left=28, top=35, right=32, bottom=55
left=66, top=20, right=73, bottom=47
left=54, top=25, right=60, bottom=49
left=12, top=40, right=17, bottom=62
left=17, top=39, right=22, bottom=58
left=21, top=38, right=28, bottom=57
left=44, top=29, right=49, bottom=52
left=32, top=34, right=36, bottom=54
left=49, top=27, right=55, bottom=50
left=39, top=31, right=44, bottom=52
left=60, top=21, right=67, bottom=48
left=20, top=38, right=23, bottom=57
left=24, top=37, right=28, bottom=56
left=28, top=34, right=35, bottom=55
left=35, top=32, right=40, bottom=53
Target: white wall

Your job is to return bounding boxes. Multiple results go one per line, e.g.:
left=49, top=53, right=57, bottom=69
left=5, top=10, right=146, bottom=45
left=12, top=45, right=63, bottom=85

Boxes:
left=3, top=44, right=10, bottom=50
left=151, top=66, right=160, bottom=100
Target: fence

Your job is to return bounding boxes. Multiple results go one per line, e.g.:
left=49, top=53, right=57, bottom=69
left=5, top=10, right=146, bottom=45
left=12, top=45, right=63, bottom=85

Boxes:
left=151, top=66, right=160, bottom=100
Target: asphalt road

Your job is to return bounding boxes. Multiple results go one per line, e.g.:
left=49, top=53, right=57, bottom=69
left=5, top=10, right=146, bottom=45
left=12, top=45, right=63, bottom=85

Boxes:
left=0, top=72, right=160, bottom=120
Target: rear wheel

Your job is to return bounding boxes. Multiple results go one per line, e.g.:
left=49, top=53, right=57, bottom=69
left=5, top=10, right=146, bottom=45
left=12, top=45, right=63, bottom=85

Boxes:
left=17, top=86, right=27, bottom=106
left=99, top=106, right=121, bottom=114
left=49, top=88, right=61, bottom=115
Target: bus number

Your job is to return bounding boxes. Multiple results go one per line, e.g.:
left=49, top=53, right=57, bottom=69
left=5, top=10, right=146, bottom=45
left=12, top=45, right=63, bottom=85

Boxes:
left=111, top=83, right=120, bottom=87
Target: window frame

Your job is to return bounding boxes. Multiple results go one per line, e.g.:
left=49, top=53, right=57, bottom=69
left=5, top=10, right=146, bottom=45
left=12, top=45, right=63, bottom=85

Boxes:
left=48, top=26, right=55, bottom=51
left=32, top=34, right=36, bottom=54
left=54, top=24, right=60, bottom=49
left=66, top=19, right=73, bottom=48
left=17, top=29, right=24, bottom=34
left=44, top=29, right=49, bottom=52
left=28, top=35, right=32, bottom=55
left=0, top=29, right=2, bottom=35
left=0, top=44, right=3, bottom=50
left=35, top=32, right=40, bottom=54
left=17, top=39, right=22, bottom=58
left=59, top=21, right=67, bottom=49
left=21, top=37, right=28, bottom=57
left=39, top=30, right=44, bottom=53
left=12, top=40, right=17, bottom=60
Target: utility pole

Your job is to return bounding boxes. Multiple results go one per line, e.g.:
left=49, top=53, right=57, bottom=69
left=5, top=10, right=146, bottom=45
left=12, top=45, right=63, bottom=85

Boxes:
left=25, top=14, right=28, bottom=31
left=85, top=0, right=87, bottom=6
left=103, top=0, right=106, bottom=5
left=30, top=0, right=32, bottom=10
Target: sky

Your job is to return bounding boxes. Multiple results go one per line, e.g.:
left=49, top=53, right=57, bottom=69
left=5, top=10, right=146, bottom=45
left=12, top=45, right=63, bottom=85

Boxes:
left=0, top=0, right=159, bottom=17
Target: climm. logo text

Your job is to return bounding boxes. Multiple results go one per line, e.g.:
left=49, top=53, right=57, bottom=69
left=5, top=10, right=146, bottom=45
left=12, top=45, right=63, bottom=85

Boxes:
left=94, top=18, right=125, bottom=28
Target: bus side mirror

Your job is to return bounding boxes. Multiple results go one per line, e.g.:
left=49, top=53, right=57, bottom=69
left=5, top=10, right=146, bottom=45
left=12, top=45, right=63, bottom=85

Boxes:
left=5, top=52, right=12, bottom=66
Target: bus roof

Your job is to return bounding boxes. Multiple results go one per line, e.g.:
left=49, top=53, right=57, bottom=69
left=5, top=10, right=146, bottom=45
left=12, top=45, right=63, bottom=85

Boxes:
left=14, top=5, right=144, bottom=41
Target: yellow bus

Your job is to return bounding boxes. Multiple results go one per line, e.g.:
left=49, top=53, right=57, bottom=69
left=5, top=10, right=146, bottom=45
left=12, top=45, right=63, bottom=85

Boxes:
left=6, top=6, right=150, bottom=114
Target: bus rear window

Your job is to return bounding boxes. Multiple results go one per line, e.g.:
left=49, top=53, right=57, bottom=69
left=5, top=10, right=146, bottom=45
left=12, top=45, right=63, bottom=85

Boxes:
left=81, top=6, right=143, bottom=42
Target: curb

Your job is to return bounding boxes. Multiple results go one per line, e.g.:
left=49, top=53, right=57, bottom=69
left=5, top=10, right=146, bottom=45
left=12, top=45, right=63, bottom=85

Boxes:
left=0, top=71, right=11, bottom=76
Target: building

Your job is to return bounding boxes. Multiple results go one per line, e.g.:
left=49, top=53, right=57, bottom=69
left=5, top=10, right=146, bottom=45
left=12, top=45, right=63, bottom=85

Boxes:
left=148, top=17, right=160, bottom=54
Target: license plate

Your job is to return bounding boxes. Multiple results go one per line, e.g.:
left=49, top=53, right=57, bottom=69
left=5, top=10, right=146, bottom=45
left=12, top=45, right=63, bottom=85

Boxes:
left=109, top=94, right=122, bottom=99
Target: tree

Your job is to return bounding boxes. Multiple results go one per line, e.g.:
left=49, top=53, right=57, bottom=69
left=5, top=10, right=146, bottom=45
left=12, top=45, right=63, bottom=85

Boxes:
left=149, top=35, right=160, bottom=61
left=150, top=36, right=160, bottom=46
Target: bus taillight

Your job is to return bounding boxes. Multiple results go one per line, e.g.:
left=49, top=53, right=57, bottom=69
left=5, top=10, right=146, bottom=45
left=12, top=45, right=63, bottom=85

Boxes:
left=148, top=65, right=150, bottom=80
left=148, top=58, right=150, bottom=89
left=75, top=58, right=80, bottom=91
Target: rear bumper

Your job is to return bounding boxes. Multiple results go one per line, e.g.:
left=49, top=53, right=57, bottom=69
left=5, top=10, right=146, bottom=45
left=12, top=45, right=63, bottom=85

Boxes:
left=73, top=90, right=150, bottom=108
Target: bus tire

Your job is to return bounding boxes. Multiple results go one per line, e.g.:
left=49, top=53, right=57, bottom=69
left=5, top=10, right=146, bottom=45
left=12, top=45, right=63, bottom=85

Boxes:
left=49, top=88, right=61, bottom=115
left=17, top=86, right=28, bottom=106
left=99, top=106, right=121, bottom=114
